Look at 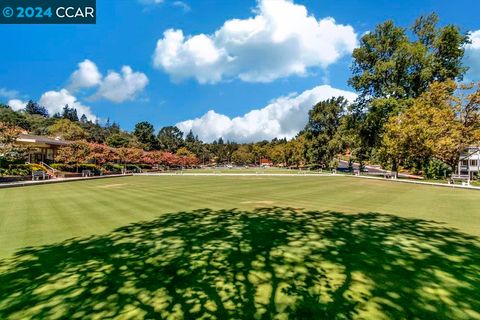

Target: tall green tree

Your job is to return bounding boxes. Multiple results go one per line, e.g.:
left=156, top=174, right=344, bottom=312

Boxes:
left=80, top=114, right=88, bottom=123
left=80, top=121, right=108, bottom=144
left=0, top=104, right=30, bottom=130
left=184, top=130, right=203, bottom=155
left=61, top=105, right=79, bottom=122
left=350, top=13, right=468, bottom=100
left=106, top=132, right=133, bottom=148
left=25, top=114, right=56, bottom=136
left=25, top=100, right=49, bottom=117
left=157, top=126, right=184, bottom=153
left=185, top=130, right=196, bottom=145
left=304, top=97, right=348, bottom=168
left=133, top=121, right=157, bottom=151
left=348, top=13, right=469, bottom=162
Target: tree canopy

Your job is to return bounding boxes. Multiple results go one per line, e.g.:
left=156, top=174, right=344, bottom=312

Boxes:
left=133, top=121, right=157, bottom=151
left=157, top=126, right=184, bottom=153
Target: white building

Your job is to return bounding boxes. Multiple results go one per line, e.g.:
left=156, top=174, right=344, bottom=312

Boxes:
left=458, top=147, right=480, bottom=180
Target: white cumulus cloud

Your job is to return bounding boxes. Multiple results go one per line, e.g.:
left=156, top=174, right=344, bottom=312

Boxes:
left=39, top=89, right=97, bottom=121
left=176, top=85, right=357, bottom=142
left=153, top=0, right=357, bottom=83
left=68, top=59, right=102, bottom=91
left=68, top=60, right=148, bottom=103
left=7, top=99, right=28, bottom=111
left=94, top=66, right=149, bottom=103
left=4, top=59, right=148, bottom=120
left=465, top=30, right=480, bottom=81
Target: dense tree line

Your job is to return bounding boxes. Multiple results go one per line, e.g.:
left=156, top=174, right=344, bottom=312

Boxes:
left=1, top=13, right=479, bottom=178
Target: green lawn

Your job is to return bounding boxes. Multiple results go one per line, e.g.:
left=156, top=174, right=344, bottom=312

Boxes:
left=0, top=176, right=479, bottom=319
left=171, top=167, right=324, bottom=174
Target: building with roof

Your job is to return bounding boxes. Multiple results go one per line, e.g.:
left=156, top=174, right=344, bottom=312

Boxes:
left=15, top=134, right=70, bottom=163
left=458, top=146, right=480, bottom=180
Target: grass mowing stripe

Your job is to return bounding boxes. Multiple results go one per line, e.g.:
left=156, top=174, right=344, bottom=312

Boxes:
left=1, top=175, right=479, bottom=258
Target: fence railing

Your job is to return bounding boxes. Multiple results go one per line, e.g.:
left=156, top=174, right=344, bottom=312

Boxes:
left=40, top=162, right=57, bottom=177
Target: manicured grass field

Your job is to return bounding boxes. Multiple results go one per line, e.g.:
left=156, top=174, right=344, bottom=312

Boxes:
left=0, top=176, right=479, bottom=319
left=174, top=167, right=324, bottom=174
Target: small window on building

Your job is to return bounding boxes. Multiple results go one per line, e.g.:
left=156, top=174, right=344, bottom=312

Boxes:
left=470, top=160, right=478, bottom=167
left=462, top=160, right=468, bottom=166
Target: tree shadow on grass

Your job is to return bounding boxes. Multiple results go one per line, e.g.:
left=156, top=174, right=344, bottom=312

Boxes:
left=1, top=208, right=480, bottom=319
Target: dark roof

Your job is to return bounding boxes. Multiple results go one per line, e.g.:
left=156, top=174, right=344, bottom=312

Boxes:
left=17, top=134, right=71, bottom=146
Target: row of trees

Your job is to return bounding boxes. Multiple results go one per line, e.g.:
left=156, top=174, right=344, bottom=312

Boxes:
left=0, top=102, right=311, bottom=167
left=1, top=13, right=479, bottom=177
left=56, top=142, right=198, bottom=170
left=295, top=81, right=480, bottom=175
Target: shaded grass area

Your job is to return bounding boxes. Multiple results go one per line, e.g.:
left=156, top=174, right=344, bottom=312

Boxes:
left=0, top=207, right=479, bottom=319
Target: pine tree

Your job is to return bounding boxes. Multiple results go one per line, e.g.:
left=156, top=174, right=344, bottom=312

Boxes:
left=25, top=100, right=49, bottom=117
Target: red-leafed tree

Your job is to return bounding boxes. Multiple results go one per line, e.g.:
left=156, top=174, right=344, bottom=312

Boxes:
left=56, top=141, right=92, bottom=172
left=115, top=148, right=143, bottom=165
left=159, top=151, right=177, bottom=167
left=142, top=151, right=165, bottom=166
left=176, top=147, right=198, bottom=168
left=88, top=143, right=115, bottom=165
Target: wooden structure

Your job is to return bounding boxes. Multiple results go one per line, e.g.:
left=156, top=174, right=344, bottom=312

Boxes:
left=15, top=134, right=70, bottom=163
left=458, top=146, right=480, bottom=181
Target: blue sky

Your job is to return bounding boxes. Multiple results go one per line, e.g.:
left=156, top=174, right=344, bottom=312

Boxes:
left=0, top=0, right=479, bottom=142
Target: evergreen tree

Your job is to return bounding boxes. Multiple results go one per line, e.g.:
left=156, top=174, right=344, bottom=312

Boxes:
left=157, top=126, right=184, bottom=152
left=133, top=121, right=157, bottom=151
left=25, top=100, right=49, bottom=117
left=62, top=105, right=79, bottom=122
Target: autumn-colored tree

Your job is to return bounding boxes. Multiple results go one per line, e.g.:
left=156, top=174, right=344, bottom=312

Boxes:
left=143, top=151, right=173, bottom=166
left=251, top=143, right=267, bottom=165
left=457, top=82, right=480, bottom=143
left=286, top=135, right=306, bottom=167
left=266, top=143, right=289, bottom=166
left=142, top=151, right=157, bottom=166
left=176, top=147, right=198, bottom=168
left=381, top=81, right=479, bottom=173
left=115, top=148, right=143, bottom=165
left=56, top=142, right=91, bottom=172
left=0, top=123, right=29, bottom=164
left=381, top=102, right=457, bottom=172
left=159, top=151, right=177, bottom=167
left=88, top=143, right=116, bottom=165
